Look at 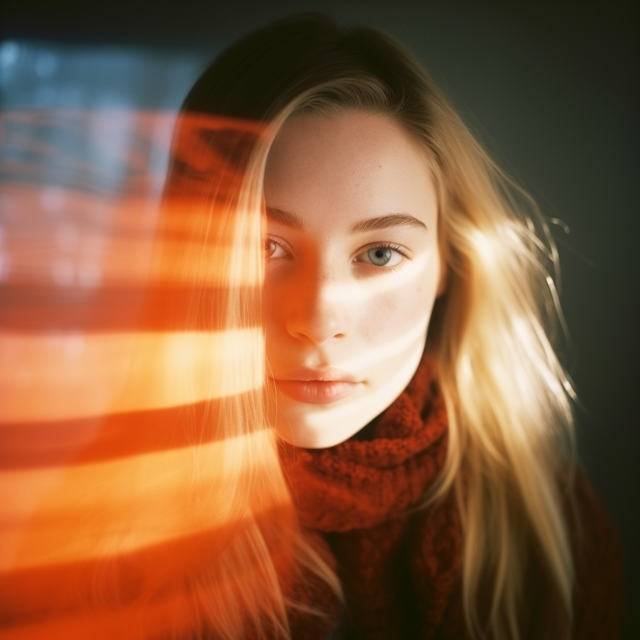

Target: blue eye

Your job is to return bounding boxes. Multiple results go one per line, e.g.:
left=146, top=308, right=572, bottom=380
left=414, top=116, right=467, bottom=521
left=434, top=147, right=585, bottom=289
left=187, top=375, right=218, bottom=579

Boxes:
left=357, top=244, right=405, bottom=268
left=368, top=247, right=393, bottom=266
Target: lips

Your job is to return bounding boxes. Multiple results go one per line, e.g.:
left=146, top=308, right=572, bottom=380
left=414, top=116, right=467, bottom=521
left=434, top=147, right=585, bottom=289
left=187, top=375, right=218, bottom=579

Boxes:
left=271, top=368, right=362, bottom=404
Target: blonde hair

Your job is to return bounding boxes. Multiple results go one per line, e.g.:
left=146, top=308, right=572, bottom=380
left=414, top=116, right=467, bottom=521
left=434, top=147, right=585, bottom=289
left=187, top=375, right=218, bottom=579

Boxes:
left=165, top=14, right=576, bottom=640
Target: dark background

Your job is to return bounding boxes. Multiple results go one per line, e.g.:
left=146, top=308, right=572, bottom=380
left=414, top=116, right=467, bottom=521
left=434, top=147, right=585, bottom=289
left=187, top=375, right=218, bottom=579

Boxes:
left=2, top=0, right=638, bottom=635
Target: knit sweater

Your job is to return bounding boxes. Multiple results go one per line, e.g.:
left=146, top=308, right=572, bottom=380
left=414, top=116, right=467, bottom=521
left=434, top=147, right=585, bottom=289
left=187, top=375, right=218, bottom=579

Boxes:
left=278, top=355, right=623, bottom=640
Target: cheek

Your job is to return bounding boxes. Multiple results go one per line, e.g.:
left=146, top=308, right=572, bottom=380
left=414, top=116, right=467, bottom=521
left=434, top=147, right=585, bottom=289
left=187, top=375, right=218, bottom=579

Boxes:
left=263, top=287, right=283, bottom=346
left=263, top=277, right=285, bottom=321
left=367, top=248, right=442, bottom=334
left=263, top=279, right=295, bottom=362
left=357, top=276, right=437, bottom=343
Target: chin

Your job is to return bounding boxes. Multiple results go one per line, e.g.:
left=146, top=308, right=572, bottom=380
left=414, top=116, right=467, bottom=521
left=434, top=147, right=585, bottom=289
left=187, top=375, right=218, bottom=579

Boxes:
left=276, top=421, right=361, bottom=449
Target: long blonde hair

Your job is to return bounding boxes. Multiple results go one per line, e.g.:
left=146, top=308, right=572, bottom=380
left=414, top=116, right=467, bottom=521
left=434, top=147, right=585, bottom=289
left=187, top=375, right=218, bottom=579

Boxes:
left=166, top=13, right=576, bottom=640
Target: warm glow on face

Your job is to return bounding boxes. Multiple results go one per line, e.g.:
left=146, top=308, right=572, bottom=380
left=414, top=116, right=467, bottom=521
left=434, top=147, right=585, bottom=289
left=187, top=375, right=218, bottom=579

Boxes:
left=264, top=111, right=443, bottom=448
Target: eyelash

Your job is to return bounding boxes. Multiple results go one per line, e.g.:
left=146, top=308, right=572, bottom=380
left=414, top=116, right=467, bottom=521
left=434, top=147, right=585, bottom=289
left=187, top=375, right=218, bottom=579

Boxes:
left=264, top=237, right=410, bottom=269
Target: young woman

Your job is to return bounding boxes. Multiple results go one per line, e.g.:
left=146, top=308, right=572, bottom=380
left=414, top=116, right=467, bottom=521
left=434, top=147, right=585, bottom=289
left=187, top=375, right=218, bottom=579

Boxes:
left=0, top=11, right=621, bottom=640
left=3, top=11, right=616, bottom=640
left=156, top=12, right=625, bottom=640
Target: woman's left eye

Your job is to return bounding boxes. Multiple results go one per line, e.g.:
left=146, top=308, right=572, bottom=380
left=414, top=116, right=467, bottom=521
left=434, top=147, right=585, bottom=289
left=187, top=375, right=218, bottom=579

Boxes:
left=355, top=244, right=405, bottom=268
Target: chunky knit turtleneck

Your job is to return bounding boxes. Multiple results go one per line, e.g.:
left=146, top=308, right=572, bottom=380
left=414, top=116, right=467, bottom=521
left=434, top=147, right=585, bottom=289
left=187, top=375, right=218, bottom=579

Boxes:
left=278, top=355, right=622, bottom=640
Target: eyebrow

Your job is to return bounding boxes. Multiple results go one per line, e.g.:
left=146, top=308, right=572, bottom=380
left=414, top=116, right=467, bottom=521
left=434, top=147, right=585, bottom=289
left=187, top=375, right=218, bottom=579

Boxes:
left=265, top=207, right=427, bottom=233
left=265, top=206, right=304, bottom=229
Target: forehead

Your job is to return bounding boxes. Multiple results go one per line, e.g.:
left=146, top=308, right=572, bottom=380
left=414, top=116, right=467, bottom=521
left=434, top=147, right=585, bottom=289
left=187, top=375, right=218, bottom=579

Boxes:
left=264, top=110, right=437, bottom=231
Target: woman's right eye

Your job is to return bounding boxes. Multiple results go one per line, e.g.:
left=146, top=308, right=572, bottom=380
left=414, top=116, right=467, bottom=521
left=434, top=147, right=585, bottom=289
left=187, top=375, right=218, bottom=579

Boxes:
left=265, top=238, right=288, bottom=259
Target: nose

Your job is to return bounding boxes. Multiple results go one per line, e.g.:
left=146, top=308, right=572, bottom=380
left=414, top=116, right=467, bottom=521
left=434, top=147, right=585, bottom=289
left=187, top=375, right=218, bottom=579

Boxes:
left=284, top=265, right=348, bottom=346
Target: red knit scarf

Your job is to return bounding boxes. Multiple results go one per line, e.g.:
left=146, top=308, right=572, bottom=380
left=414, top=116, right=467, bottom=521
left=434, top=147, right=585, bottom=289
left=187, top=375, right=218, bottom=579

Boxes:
left=278, top=355, right=467, bottom=639
left=277, top=354, right=622, bottom=640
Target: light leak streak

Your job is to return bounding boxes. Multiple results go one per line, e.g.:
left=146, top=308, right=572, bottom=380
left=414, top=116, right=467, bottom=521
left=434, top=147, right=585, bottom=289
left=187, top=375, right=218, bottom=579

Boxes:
left=0, top=186, right=261, bottom=287
left=0, top=428, right=279, bottom=572
left=0, top=329, right=264, bottom=423
left=0, top=109, right=279, bottom=639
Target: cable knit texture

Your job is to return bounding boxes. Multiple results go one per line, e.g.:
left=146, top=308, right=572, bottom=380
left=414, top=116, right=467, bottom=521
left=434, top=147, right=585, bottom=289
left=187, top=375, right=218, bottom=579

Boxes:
left=278, top=355, right=623, bottom=639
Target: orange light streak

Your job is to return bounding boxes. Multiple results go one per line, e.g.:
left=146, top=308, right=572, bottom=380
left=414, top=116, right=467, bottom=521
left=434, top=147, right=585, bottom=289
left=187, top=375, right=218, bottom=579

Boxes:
left=0, top=109, right=278, bottom=639
left=0, top=329, right=264, bottom=423
left=0, top=187, right=261, bottom=288
left=0, top=428, right=280, bottom=570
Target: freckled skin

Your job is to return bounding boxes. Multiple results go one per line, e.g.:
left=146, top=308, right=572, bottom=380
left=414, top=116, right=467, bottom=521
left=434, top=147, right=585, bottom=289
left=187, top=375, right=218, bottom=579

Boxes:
left=264, top=111, right=444, bottom=448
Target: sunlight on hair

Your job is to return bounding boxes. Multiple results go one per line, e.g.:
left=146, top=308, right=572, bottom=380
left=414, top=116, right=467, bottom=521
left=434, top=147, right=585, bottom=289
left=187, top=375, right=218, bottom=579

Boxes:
left=470, top=229, right=495, bottom=265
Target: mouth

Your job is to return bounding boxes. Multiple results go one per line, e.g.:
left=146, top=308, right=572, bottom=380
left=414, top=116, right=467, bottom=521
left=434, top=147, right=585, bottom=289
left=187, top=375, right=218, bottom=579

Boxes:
left=273, top=380, right=361, bottom=404
left=271, top=368, right=362, bottom=404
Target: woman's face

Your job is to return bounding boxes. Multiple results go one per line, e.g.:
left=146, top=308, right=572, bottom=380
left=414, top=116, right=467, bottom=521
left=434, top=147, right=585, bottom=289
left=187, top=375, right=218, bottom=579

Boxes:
left=264, top=110, right=443, bottom=448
